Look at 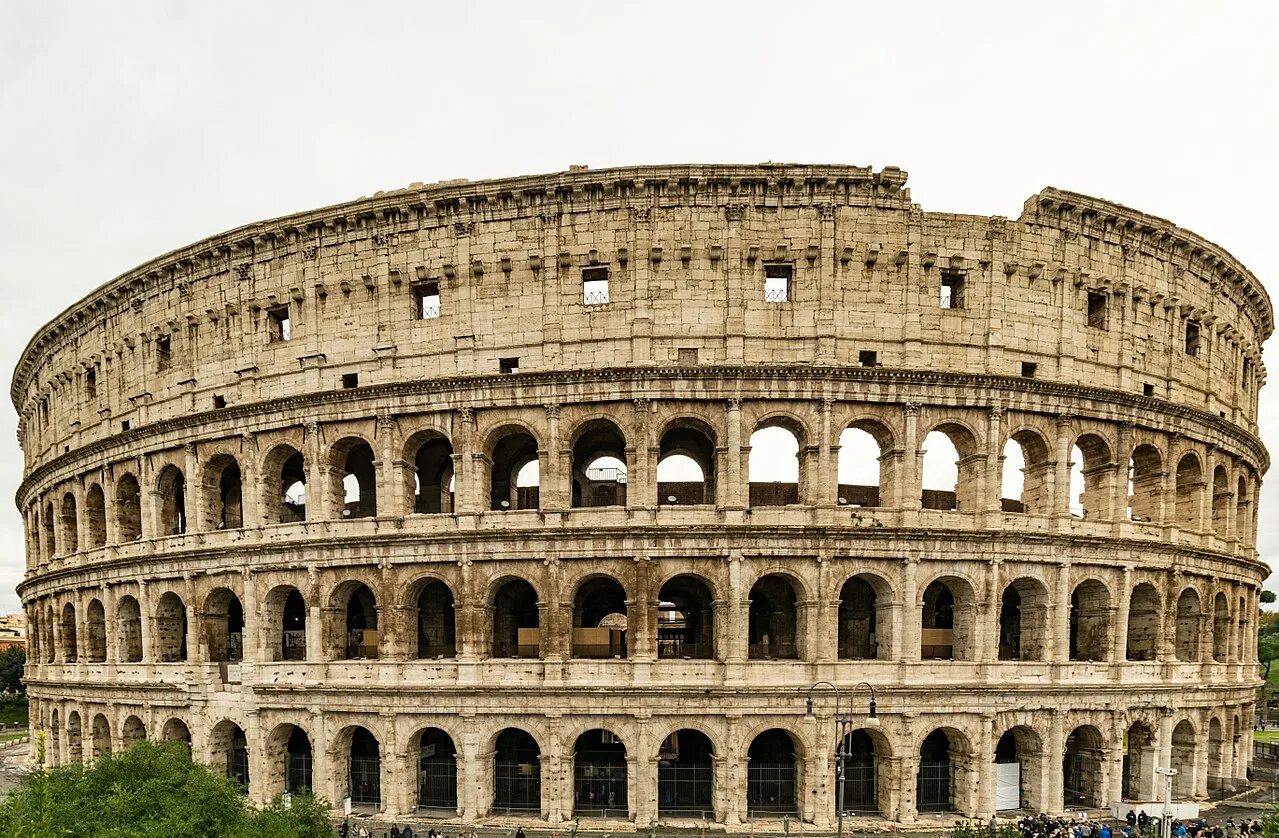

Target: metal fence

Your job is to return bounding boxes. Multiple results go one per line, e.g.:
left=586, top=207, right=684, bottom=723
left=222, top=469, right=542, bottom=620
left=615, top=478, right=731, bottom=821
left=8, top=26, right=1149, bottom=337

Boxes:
left=228, top=744, right=250, bottom=791
left=748, top=642, right=799, bottom=660
left=916, top=760, right=953, bottom=813
left=282, top=630, right=306, bottom=661
left=747, top=762, right=797, bottom=815
left=573, top=762, right=627, bottom=814
left=349, top=755, right=381, bottom=806
left=493, top=760, right=540, bottom=812
left=417, top=756, right=457, bottom=810
left=287, top=751, right=312, bottom=794
left=838, top=761, right=878, bottom=814
left=658, top=762, right=713, bottom=815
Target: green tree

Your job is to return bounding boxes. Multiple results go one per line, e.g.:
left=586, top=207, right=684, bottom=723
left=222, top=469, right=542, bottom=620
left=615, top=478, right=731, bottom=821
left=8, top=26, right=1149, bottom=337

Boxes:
left=0, top=645, right=26, bottom=693
left=1262, top=590, right=1276, bottom=605
left=1261, top=634, right=1279, bottom=682
left=0, top=740, right=334, bottom=838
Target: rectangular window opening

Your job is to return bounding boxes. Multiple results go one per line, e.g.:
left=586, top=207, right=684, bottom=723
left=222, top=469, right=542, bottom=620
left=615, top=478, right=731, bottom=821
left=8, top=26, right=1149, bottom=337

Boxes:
left=763, top=263, right=792, bottom=303
left=858, top=350, right=879, bottom=367
left=677, top=348, right=698, bottom=365
left=1143, top=383, right=1156, bottom=397
left=267, top=304, right=292, bottom=342
left=85, top=368, right=97, bottom=399
left=1184, top=320, right=1200, bottom=356
left=1242, top=357, right=1253, bottom=390
left=156, top=335, right=172, bottom=371
left=121, top=420, right=131, bottom=432
left=940, top=270, right=966, bottom=309
left=583, top=266, right=610, bottom=305
left=1020, top=362, right=1038, bottom=379
left=413, top=281, right=441, bottom=319
left=499, top=357, right=520, bottom=374
left=1087, top=291, right=1108, bottom=329
left=341, top=373, right=359, bottom=389
left=212, top=394, right=227, bottom=409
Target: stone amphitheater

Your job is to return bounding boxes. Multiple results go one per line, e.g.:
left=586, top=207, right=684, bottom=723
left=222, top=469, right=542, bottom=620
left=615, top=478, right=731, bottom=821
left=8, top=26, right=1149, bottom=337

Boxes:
left=10, top=163, right=1272, bottom=828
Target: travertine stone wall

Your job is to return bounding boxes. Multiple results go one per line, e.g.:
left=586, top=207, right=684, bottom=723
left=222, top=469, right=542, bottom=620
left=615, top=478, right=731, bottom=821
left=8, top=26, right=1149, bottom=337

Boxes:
left=13, top=164, right=1271, bottom=828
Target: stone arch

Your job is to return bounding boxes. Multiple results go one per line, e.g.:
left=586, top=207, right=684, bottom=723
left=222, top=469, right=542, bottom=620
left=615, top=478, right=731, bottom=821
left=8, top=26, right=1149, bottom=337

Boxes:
left=573, top=728, right=628, bottom=817
left=657, top=573, right=715, bottom=660
left=202, top=587, right=244, bottom=663
left=263, top=584, right=307, bottom=661
left=1170, top=719, right=1196, bottom=799
left=336, top=724, right=382, bottom=810
left=571, top=574, right=629, bottom=658
left=114, top=472, right=142, bottom=541
left=161, top=717, right=191, bottom=748
left=481, top=424, right=538, bottom=511
left=153, top=591, right=188, bottom=662
left=329, top=436, right=377, bottom=519
left=121, top=714, right=146, bottom=747
left=921, top=421, right=982, bottom=512
left=155, top=464, right=187, bottom=536
left=489, top=576, right=540, bottom=658
left=407, top=576, right=456, bottom=659
left=998, top=576, right=1050, bottom=661
left=492, top=727, right=541, bottom=814
left=838, top=572, right=893, bottom=661
left=404, top=429, right=455, bottom=514
left=921, top=574, right=978, bottom=661
left=1122, top=720, right=1156, bottom=800
left=1001, top=427, right=1054, bottom=515
left=994, top=725, right=1044, bottom=811
left=117, top=594, right=143, bottom=662
left=201, top=453, right=243, bottom=531
left=48, top=708, right=60, bottom=766
left=265, top=722, right=313, bottom=796
left=262, top=443, right=306, bottom=523
left=1213, top=591, right=1230, bottom=662
left=749, top=415, right=808, bottom=507
left=657, top=417, right=717, bottom=506
left=90, top=712, right=111, bottom=761
left=1069, top=579, right=1111, bottom=662
left=84, top=483, right=106, bottom=549
left=1175, top=452, right=1204, bottom=531
left=1063, top=725, right=1105, bottom=808
left=1128, top=443, right=1164, bottom=523
left=570, top=418, right=628, bottom=508
left=66, top=709, right=83, bottom=763
left=1207, top=716, right=1225, bottom=792
left=748, top=572, right=802, bottom=660
left=1071, top=432, right=1114, bottom=519
left=1125, top=583, right=1160, bottom=661
left=746, top=728, right=802, bottom=817
left=1236, top=470, right=1254, bottom=547
left=210, top=719, right=250, bottom=789
left=411, top=726, right=459, bottom=814
left=330, top=580, right=379, bottom=660
left=59, top=602, right=77, bottom=662
left=59, top=491, right=78, bottom=554
left=1212, top=464, right=1231, bottom=536
left=916, top=726, right=973, bottom=814
left=42, top=603, right=55, bottom=663
left=84, top=598, right=105, bottom=662
left=41, top=500, right=56, bottom=557
left=837, top=726, right=893, bottom=817
left=1174, top=587, right=1203, bottom=662
left=837, top=418, right=894, bottom=508
left=657, top=728, right=715, bottom=817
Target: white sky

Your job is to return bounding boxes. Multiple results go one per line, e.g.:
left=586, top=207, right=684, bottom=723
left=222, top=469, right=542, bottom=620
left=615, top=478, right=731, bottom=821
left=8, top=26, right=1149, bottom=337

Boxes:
left=1, top=2, right=1277, bottom=610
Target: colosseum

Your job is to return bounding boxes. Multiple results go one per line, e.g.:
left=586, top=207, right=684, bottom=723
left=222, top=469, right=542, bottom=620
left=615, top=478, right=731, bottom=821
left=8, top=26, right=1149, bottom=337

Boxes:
left=11, top=163, right=1272, bottom=829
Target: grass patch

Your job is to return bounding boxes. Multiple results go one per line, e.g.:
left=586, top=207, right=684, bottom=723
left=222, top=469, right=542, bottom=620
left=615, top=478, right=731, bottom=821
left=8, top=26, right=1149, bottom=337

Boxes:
left=1255, top=730, right=1279, bottom=744
left=0, top=698, right=27, bottom=727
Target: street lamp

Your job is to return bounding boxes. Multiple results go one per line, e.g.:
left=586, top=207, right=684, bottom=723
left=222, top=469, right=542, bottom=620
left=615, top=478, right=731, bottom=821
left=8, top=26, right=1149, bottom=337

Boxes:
left=805, top=681, right=879, bottom=838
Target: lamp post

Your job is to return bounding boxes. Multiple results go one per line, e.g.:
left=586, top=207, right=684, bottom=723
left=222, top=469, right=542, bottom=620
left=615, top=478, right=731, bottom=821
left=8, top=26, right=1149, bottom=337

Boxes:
left=805, top=681, right=879, bottom=838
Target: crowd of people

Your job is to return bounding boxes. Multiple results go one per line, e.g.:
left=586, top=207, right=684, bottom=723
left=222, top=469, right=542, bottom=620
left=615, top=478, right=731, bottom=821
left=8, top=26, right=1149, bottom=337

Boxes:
left=338, top=825, right=528, bottom=838
left=1016, top=813, right=1268, bottom=838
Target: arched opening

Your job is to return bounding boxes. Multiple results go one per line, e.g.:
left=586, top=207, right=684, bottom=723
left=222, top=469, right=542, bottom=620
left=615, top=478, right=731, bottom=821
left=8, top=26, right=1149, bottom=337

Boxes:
left=332, top=439, right=377, bottom=519
left=837, top=422, right=889, bottom=508
left=1069, top=580, right=1111, bottom=662
left=90, top=713, right=111, bottom=761
left=203, top=588, right=244, bottom=663
left=1174, top=589, right=1202, bottom=662
left=1063, top=725, right=1105, bottom=808
left=408, top=433, right=455, bottom=514
left=49, top=710, right=60, bottom=765
left=42, top=605, right=55, bottom=663
left=1071, top=434, right=1113, bottom=519
left=1125, top=584, right=1160, bottom=661
left=994, top=726, right=1042, bottom=811
left=998, top=578, right=1049, bottom=661
left=114, top=473, right=142, bottom=541
left=211, top=721, right=250, bottom=790
left=1237, top=595, right=1248, bottom=662
left=345, top=726, right=382, bottom=809
left=1001, top=431, right=1053, bottom=515
left=154, top=592, right=188, bottom=662
left=749, top=423, right=802, bottom=506
left=85, top=598, right=106, bottom=662
left=748, top=574, right=800, bottom=659
left=1122, top=722, right=1155, bottom=800
left=84, top=484, right=106, bottom=549
left=337, top=583, right=379, bottom=660
left=917, top=729, right=957, bottom=813
left=413, top=579, right=456, bottom=659
left=264, top=446, right=307, bottom=523
left=122, top=715, right=146, bottom=747
left=265, top=586, right=307, bottom=661
left=415, top=727, right=458, bottom=813
left=747, top=729, right=798, bottom=816
left=491, top=578, right=539, bottom=658
left=922, top=577, right=976, bottom=661
left=60, top=492, right=79, bottom=553
left=1127, top=444, right=1163, bottom=523
left=156, top=465, right=187, bottom=536
left=493, top=728, right=540, bottom=813
left=266, top=724, right=312, bottom=796
left=1236, top=474, right=1253, bottom=547
left=42, top=501, right=56, bottom=557
left=921, top=424, right=981, bottom=511
left=573, top=729, right=627, bottom=817
left=162, top=718, right=191, bottom=749
left=66, top=711, right=83, bottom=764
left=117, top=594, right=142, bottom=663
left=1207, top=718, right=1225, bottom=796
left=1213, top=592, right=1230, bottom=662
left=1212, top=466, right=1231, bottom=536
left=571, top=420, right=628, bottom=508
left=658, top=729, right=713, bottom=817
left=203, top=455, right=243, bottom=530
left=572, top=576, right=628, bottom=658
left=1170, top=721, right=1196, bottom=799
left=59, top=603, right=77, bottom=663
left=838, top=575, right=888, bottom=660
left=1175, top=453, right=1204, bottom=531
left=838, top=729, right=886, bottom=817
left=658, top=421, right=716, bottom=505
left=488, top=428, right=540, bottom=511
left=657, top=575, right=714, bottom=660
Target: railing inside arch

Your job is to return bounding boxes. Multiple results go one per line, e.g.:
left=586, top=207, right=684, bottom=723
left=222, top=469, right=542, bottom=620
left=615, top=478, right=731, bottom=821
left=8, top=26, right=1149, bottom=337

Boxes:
left=348, top=755, right=381, bottom=806
left=287, top=752, right=312, bottom=795
left=417, top=756, right=457, bottom=811
left=493, top=760, right=540, bottom=812
left=837, top=761, right=878, bottom=815
left=573, top=760, right=627, bottom=815
left=658, top=762, right=713, bottom=815
left=747, top=762, right=797, bottom=816
left=227, top=744, right=250, bottom=791
left=915, top=760, right=952, bottom=813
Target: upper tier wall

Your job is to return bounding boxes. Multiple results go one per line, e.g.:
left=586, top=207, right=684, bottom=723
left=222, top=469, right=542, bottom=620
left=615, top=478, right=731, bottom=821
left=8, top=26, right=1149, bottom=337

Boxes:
left=13, top=164, right=1271, bottom=468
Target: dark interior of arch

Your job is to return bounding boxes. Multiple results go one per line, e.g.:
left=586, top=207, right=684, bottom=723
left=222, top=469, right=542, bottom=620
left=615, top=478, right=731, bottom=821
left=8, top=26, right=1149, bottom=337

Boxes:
left=416, top=580, right=456, bottom=658
left=657, top=575, right=714, bottom=659
left=280, top=451, right=307, bottom=522
left=573, top=577, right=628, bottom=658
left=748, top=575, right=798, bottom=659
left=414, top=436, right=455, bottom=513
left=658, top=424, right=716, bottom=505
left=344, top=584, right=378, bottom=659
left=490, top=431, right=539, bottom=510
left=341, top=442, right=377, bottom=518
left=838, top=576, right=878, bottom=660
left=493, top=579, right=539, bottom=658
left=282, top=588, right=307, bottom=661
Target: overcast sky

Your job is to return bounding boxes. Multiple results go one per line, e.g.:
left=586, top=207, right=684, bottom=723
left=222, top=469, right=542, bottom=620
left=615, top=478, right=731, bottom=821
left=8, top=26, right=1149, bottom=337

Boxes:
left=0, top=2, right=1275, bottom=613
